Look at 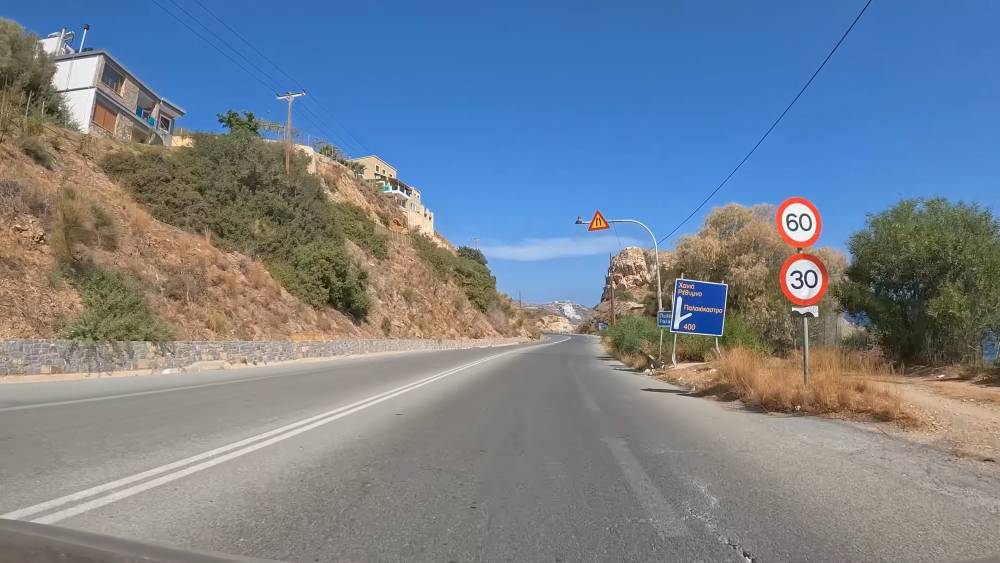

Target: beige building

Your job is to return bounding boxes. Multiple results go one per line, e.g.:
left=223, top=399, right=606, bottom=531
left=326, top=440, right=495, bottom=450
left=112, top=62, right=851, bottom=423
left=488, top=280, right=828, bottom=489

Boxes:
left=348, top=155, right=397, bottom=182
left=348, top=155, right=435, bottom=236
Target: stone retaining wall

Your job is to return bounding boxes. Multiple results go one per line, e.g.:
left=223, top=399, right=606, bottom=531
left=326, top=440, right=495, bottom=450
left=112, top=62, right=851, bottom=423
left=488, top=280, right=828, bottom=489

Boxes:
left=0, top=337, right=526, bottom=376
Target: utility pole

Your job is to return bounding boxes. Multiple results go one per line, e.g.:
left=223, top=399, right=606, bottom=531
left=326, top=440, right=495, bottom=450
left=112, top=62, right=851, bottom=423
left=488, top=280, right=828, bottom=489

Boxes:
left=276, top=91, right=305, bottom=175
left=608, top=253, right=616, bottom=326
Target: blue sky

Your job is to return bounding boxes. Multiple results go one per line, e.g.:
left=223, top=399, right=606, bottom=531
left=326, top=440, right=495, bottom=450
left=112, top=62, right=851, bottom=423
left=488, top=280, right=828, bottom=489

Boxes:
left=10, top=1, right=1000, bottom=306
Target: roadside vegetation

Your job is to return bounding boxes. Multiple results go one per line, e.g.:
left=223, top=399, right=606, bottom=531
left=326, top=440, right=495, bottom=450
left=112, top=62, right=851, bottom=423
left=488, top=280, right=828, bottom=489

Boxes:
left=101, top=115, right=386, bottom=321
left=410, top=236, right=501, bottom=313
left=602, top=198, right=999, bottom=424
left=836, top=198, right=1000, bottom=366
left=666, top=348, right=909, bottom=422
left=0, top=19, right=72, bottom=165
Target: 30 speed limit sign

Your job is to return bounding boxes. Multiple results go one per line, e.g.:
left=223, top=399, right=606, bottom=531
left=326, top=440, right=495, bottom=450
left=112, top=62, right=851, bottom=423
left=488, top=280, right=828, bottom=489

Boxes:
left=779, top=253, right=828, bottom=306
left=776, top=197, right=822, bottom=248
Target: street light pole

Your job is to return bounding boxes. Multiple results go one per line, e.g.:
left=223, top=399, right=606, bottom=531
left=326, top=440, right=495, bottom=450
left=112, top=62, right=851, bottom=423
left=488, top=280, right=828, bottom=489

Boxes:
left=577, top=215, right=665, bottom=362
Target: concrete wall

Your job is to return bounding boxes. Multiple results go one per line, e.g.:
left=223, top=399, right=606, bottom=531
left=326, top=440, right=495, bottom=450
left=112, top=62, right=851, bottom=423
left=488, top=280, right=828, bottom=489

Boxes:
left=52, top=57, right=99, bottom=91
left=405, top=202, right=435, bottom=236
left=0, top=337, right=526, bottom=376
left=61, top=89, right=96, bottom=134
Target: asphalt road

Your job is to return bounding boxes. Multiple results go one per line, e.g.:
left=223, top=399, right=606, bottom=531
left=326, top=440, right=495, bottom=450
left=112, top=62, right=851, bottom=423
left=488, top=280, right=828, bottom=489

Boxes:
left=2, top=335, right=999, bottom=562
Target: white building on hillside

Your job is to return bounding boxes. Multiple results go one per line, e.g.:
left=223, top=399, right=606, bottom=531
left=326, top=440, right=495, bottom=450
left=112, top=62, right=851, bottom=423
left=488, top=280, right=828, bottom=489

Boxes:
left=39, top=29, right=184, bottom=145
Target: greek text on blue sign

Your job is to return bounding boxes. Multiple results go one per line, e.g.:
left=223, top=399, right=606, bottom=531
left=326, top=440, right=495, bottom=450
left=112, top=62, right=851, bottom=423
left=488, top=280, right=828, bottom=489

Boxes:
left=657, top=311, right=672, bottom=328
left=670, top=279, right=728, bottom=337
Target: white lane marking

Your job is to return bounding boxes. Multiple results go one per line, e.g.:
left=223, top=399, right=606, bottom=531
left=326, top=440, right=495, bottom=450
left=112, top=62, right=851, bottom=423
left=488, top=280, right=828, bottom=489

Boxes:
left=0, top=343, right=529, bottom=413
left=603, top=436, right=691, bottom=539
left=572, top=374, right=689, bottom=539
left=4, top=337, right=569, bottom=524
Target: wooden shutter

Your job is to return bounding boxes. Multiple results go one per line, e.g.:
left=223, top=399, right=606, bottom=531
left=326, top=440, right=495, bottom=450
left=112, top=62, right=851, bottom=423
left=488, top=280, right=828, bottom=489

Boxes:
left=92, top=103, right=117, bottom=132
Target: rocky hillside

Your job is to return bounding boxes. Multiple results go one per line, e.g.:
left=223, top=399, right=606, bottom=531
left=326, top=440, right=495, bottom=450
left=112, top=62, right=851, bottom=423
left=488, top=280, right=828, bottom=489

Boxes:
left=522, top=301, right=593, bottom=333
left=0, top=126, right=529, bottom=341
left=579, top=246, right=673, bottom=332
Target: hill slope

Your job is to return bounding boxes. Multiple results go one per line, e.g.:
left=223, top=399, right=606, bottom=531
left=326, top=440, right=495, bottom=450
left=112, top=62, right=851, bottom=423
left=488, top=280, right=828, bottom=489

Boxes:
left=0, top=127, right=527, bottom=341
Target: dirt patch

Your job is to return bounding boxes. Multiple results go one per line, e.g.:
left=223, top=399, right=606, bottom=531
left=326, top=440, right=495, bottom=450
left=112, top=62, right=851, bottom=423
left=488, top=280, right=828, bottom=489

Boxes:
left=876, top=376, right=1000, bottom=463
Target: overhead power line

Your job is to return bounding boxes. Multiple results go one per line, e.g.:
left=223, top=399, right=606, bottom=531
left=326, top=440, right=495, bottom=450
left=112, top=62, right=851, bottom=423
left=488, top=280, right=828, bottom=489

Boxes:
left=161, top=0, right=285, bottom=93
left=149, top=0, right=370, bottom=156
left=186, top=0, right=374, bottom=155
left=148, top=0, right=277, bottom=93
left=657, top=0, right=874, bottom=244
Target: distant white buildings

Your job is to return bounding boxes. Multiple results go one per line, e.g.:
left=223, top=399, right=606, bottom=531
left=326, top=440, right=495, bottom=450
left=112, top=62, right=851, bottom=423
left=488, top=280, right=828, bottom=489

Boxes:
left=39, top=29, right=184, bottom=145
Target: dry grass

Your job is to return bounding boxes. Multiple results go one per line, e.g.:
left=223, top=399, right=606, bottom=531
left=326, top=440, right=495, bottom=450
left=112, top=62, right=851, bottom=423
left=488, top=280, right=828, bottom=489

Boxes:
left=696, top=347, right=913, bottom=423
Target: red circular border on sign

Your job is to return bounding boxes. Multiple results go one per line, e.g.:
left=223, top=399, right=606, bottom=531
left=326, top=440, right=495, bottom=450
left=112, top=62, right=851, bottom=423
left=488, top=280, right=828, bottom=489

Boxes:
left=779, top=253, right=829, bottom=306
left=775, top=197, right=822, bottom=249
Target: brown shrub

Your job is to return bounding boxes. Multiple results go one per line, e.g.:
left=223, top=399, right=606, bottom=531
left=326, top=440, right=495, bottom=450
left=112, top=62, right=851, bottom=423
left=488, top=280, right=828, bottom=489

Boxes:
left=707, top=348, right=910, bottom=422
left=246, top=262, right=271, bottom=289
left=0, top=179, right=50, bottom=219
left=205, top=311, right=228, bottom=334
left=162, top=265, right=207, bottom=304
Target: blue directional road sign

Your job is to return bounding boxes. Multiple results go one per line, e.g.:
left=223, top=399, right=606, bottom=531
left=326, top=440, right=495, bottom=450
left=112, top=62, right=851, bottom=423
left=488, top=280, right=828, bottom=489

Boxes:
left=657, top=310, right=672, bottom=328
left=669, top=279, right=728, bottom=337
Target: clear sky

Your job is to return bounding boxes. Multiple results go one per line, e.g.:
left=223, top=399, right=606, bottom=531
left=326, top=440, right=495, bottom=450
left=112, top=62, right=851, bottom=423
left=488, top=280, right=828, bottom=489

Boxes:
left=10, top=1, right=999, bottom=306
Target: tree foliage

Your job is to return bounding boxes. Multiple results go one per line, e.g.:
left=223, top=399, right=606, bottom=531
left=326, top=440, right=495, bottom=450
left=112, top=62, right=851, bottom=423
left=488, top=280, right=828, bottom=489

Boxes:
left=456, top=246, right=487, bottom=266
left=668, top=203, right=846, bottom=352
left=216, top=110, right=260, bottom=135
left=836, top=198, right=1000, bottom=363
left=101, top=130, right=385, bottom=319
left=0, top=18, right=68, bottom=123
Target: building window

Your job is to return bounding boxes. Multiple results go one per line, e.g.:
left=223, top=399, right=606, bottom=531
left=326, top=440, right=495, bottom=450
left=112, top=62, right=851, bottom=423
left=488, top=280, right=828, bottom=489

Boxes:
left=157, top=115, right=173, bottom=132
left=100, top=64, right=125, bottom=95
left=92, top=102, right=118, bottom=132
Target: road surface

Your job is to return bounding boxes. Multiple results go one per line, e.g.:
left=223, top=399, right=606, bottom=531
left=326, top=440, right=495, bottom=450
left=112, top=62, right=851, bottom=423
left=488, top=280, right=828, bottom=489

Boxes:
left=1, top=335, right=998, bottom=562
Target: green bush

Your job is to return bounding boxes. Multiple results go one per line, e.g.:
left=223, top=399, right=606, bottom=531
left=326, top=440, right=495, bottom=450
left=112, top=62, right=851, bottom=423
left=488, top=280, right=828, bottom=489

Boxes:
left=606, top=316, right=658, bottom=356
left=100, top=130, right=384, bottom=318
left=720, top=313, right=770, bottom=354
left=267, top=241, right=370, bottom=320
left=65, top=267, right=172, bottom=342
left=411, top=234, right=499, bottom=312
left=456, top=246, right=487, bottom=266
left=606, top=313, right=761, bottom=362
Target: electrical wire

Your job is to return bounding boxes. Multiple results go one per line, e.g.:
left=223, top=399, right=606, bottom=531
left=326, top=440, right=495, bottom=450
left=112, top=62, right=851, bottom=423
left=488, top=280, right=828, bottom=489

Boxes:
left=186, top=0, right=373, bottom=155
left=656, top=0, right=874, bottom=244
left=149, top=0, right=369, bottom=156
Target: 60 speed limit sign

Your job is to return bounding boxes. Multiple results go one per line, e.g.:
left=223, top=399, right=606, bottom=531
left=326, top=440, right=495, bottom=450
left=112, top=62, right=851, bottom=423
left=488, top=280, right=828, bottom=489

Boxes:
left=776, top=197, right=822, bottom=248
left=779, top=253, right=828, bottom=306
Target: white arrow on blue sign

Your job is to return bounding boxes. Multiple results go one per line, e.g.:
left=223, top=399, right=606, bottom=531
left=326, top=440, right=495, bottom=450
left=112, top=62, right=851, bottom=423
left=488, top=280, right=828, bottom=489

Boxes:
left=669, top=279, right=728, bottom=337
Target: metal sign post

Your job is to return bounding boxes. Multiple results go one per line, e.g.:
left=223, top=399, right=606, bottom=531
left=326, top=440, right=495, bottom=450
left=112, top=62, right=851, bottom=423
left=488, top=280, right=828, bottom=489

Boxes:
left=657, top=310, right=671, bottom=363
left=776, top=197, right=827, bottom=385
left=802, top=316, right=810, bottom=384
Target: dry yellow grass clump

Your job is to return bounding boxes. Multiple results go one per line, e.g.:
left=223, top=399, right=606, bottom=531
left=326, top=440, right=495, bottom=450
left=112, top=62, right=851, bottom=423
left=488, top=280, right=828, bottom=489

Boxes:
left=707, top=347, right=911, bottom=423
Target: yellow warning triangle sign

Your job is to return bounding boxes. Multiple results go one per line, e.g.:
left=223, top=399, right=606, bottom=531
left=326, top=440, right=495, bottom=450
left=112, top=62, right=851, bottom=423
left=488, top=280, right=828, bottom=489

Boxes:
left=588, top=210, right=610, bottom=231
